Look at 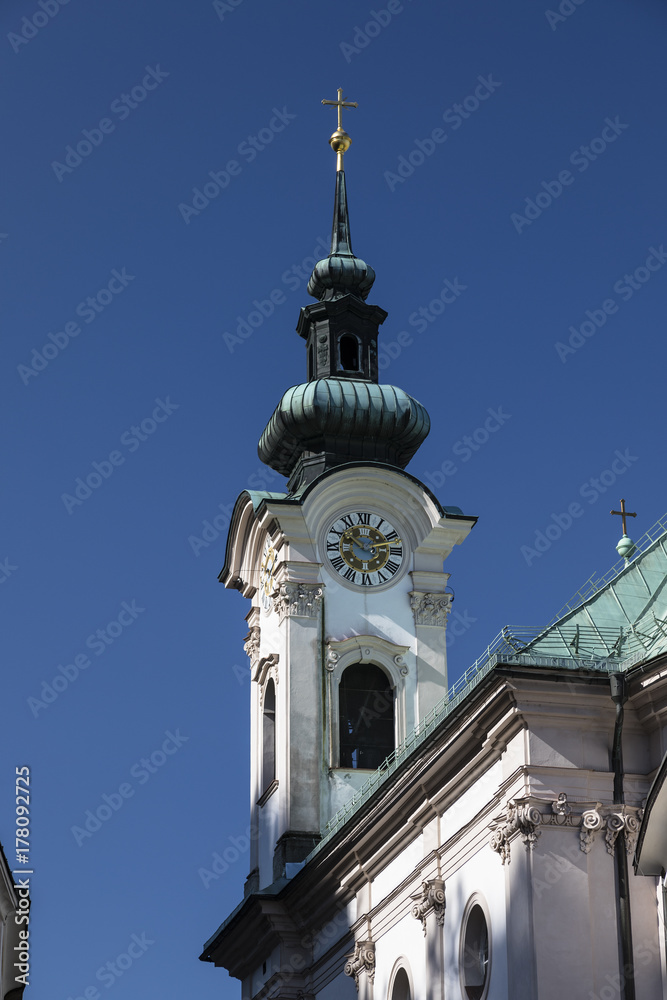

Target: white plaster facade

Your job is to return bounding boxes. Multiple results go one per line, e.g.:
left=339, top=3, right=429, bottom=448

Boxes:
left=203, top=460, right=667, bottom=1000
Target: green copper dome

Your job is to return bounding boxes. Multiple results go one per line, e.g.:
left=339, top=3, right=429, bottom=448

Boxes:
left=258, top=379, right=430, bottom=485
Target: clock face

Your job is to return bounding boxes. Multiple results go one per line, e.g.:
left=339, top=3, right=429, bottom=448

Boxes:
left=325, top=512, right=404, bottom=588
left=259, top=538, right=277, bottom=611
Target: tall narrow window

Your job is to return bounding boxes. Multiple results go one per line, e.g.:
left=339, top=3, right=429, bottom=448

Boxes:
left=391, top=968, right=411, bottom=1000
left=262, top=680, right=276, bottom=791
left=339, top=333, right=359, bottom=371
left=461, top=902, right=490, bottom=999
left=338, top=664, right=394, bottom=769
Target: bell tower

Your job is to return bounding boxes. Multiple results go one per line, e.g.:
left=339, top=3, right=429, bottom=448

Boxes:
left=219, top=92, right=477, bottom=894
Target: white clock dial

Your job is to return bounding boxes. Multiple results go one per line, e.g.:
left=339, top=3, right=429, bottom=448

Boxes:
left=325, top=511, right=404, bottom=587
left=259, top=538, right=277, bottom=611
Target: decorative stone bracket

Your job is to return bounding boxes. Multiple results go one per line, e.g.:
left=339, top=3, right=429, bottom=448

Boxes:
left=344, top=940, right=375, bottom=990
left=489, top=793, right=644, bottom=863
left=489, top=798, right=542, bottom=864
left=411, top=879, right=446, bottom=936
left=273, top=582, right=323, bottom=622
left=243, top=625, right=261, bottom=669
left=410, top=591, right=452, bottom=628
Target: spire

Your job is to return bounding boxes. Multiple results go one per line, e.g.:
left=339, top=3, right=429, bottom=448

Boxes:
left=307, top=90, right=375, bottom=302
left=257, top=90, right=430, bottom=492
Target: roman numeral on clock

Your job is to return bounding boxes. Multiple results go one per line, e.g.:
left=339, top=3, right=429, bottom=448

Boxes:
left=331, top=556, right=344, bottom=571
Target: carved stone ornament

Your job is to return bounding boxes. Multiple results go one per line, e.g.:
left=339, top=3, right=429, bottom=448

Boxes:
left=489, top=798, right=542, bottom=864
left=551, top=792, right=572, bottom=818
left=344, top=940, right=375, bottom=990
left=255, top=651, right=279, bottom=687
left=605, top=809, right=644, bottom=856
left=410, top=591, right=453, bottom=628
left=243, top=626, right=261, bottom=668
left=411, top=879, right=445, bottom=936
left=273, top=582, right=323, bottom=621
left=579, top=808, right=603, bottom=854
left=325, top=645, right=339, bottom=672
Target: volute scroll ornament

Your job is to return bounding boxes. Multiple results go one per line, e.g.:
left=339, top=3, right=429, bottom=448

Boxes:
left=489, top=798, right=542, bottom=864
left=410, top=591, right=453, bottom=628
left=411, top=879, right=446, bottom=936
left=344, top=940, right=375, bottom=990
left=273, top=582, right=323, bottom=621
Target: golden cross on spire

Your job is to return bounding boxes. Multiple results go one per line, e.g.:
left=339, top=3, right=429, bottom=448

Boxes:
left=321, top=88, right=358, bottom=170
left=610, top=498, right=637, bottom=536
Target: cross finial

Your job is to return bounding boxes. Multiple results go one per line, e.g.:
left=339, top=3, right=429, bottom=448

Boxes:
left=610, top=499, right=637, bottom=536
left=321, top=88, right=358, bottom=170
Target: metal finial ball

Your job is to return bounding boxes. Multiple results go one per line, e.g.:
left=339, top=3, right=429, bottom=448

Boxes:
left=329, top=128, right=352, bottom=154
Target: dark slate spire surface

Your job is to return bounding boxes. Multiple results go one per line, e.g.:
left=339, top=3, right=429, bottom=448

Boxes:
left=307, top=170, right=376, bottom=302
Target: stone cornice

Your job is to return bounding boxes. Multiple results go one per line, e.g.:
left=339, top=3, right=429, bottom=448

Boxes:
left=489, top=793, right=645, bottom=863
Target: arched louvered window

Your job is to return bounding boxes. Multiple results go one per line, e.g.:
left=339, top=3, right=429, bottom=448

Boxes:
left=339, top=664, right=394, bottom=769
left=262, top=680, right=276, bottom=791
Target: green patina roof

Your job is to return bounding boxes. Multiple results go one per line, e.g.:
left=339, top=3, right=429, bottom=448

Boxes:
left=258, top=378, right=430, bottom=478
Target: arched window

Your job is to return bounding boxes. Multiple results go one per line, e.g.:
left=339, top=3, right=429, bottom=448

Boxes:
left=390, top=968, right=411, bottom=1000
left=460, top=900, right=490, bottom=1000
left=339, top=664, right=394, bottom=769
left=339, top=333, right=359, bottom=371
left=262, top=679, right=276, bottom=791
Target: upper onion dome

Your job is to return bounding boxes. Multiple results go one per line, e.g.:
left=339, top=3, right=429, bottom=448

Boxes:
left=307, top=170, right=376, bottom=302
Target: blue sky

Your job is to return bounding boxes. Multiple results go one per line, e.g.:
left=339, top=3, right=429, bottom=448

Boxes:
left=2, top=0, right=666, bottom=996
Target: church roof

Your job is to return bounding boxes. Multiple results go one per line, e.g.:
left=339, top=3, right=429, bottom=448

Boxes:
left=310, top=512, right=667, bottom=857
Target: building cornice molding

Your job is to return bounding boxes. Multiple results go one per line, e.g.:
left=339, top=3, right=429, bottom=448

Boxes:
left=489, top=793, right=645, bottom=863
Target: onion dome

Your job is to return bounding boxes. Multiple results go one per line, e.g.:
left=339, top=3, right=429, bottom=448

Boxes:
left=258, top=380, right=430, bottom=490
left=307, top=169, right=376, bottom=302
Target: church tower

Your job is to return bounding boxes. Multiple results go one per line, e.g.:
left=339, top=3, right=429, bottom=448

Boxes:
left=219, top=91, right=476, bottom=894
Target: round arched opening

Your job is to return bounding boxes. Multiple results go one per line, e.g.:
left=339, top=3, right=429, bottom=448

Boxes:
left=460, top=900, right=490, bottom=999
